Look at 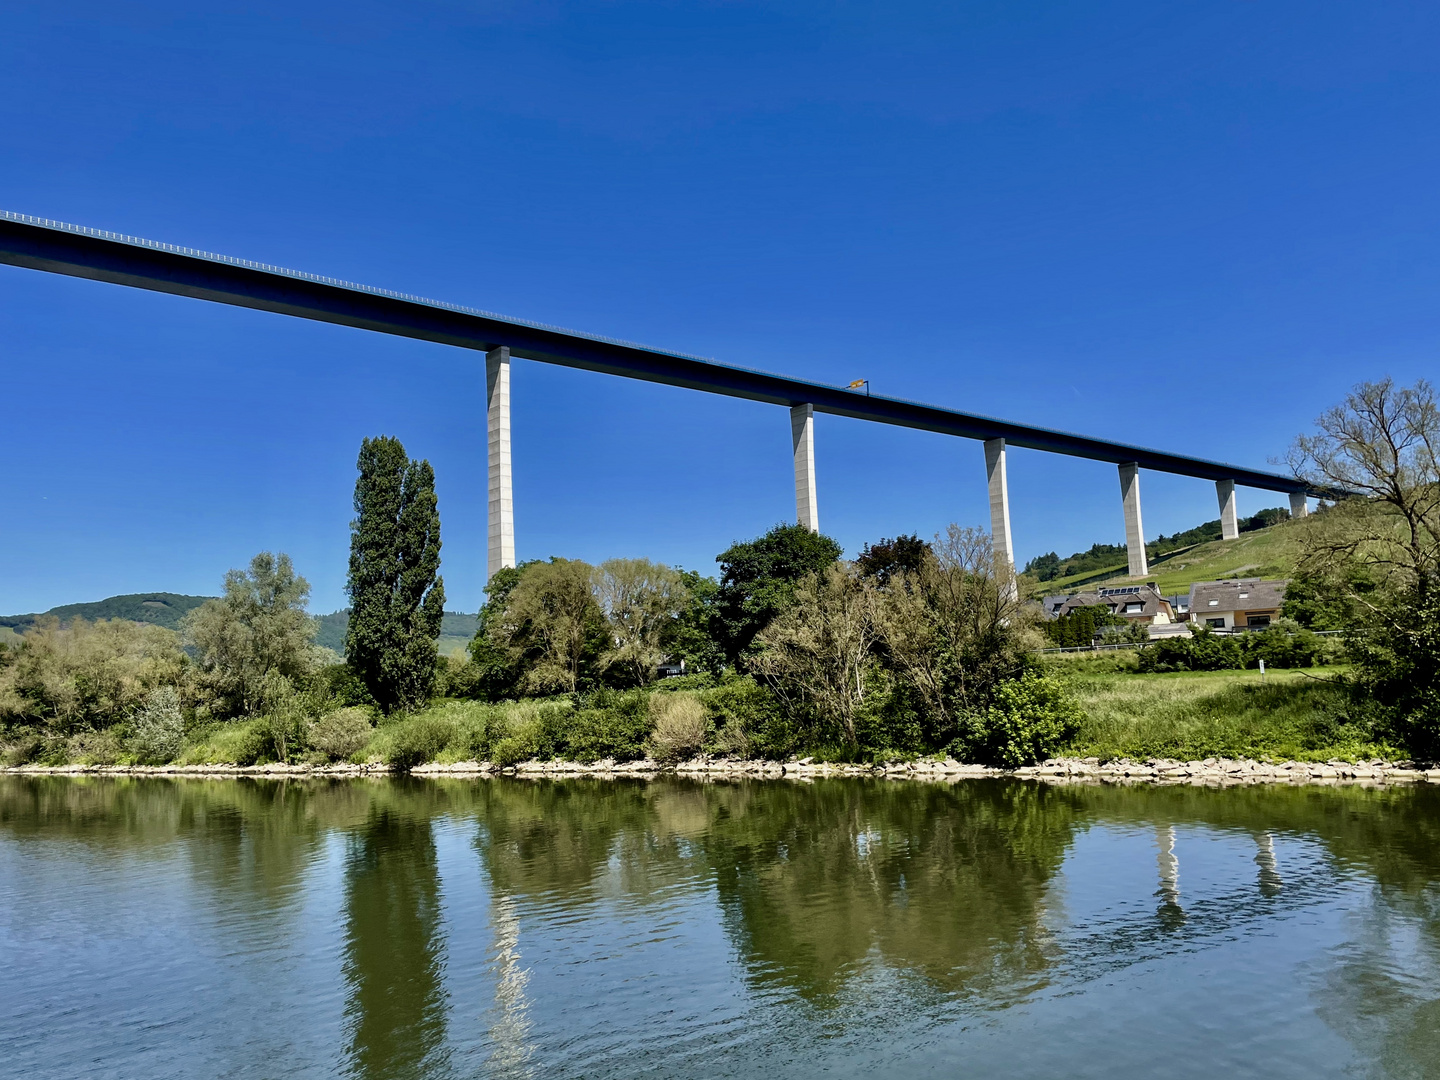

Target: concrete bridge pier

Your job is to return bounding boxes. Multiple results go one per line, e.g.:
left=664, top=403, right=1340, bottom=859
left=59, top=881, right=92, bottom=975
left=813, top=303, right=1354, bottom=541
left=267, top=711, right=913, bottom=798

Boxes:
left=487, top=346, right=516, bottom=577
left=1289, top=491, right=1309, bottom=519
left=985, top=438, right=1017, bottom=601
left=1217, top=479, right=1239, bottom=540
left=791, top=403, right=819, bottom=532
left=1118, top=462, right=1148, bottom=577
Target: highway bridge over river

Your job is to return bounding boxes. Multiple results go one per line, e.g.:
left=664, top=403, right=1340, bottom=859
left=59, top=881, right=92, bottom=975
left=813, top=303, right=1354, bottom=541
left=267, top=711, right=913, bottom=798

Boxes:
left=0, top=211, right=1334, bottom=584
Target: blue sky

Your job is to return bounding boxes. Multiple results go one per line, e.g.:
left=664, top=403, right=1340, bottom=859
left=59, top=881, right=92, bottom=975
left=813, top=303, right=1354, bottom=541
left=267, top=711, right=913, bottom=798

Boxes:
left=3, top=0, right=1438, bottom=615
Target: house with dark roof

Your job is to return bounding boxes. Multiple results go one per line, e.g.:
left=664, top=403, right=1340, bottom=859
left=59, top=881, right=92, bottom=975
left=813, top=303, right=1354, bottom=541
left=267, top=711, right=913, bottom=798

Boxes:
left=1187, top=579, right=1288, bottom=630
left=1056, top=584, right=1175, bottom=626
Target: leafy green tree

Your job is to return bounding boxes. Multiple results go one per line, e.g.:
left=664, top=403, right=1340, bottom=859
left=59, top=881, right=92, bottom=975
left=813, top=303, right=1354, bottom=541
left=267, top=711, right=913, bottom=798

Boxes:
left=345, top=436, right=446, bottom=714
left=481, top=558, right=609, bottom=695
left=1289, top=378, right=1440, bottom=757
left=662, top=570, right=725, bottom=674
left=0, top=617, right=187, bottom=731
left=592, top=558, right=689, bottom=687
left=713, top=523, right=843, bottom=665
left=856, top=534, right=930, bottom=586
left=185, top=552, right=317, bottom=718
left=464, top=562, right=532, bottom=701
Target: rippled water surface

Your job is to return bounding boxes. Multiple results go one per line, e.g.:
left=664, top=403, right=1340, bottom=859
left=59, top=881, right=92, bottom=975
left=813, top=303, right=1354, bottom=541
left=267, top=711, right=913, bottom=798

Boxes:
left=4, top=776, right=1440, bottom=1078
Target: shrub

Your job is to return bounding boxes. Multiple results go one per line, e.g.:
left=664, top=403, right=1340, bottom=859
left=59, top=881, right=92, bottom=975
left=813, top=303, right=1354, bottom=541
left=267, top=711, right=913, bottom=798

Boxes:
left=1137, top=627, right=1244, bottom=673
left=566, top=691, right=650, bottom=762
left=384, top=716, right=456, bottom=770
left=701, top=676, right=788, bottom=758
left=307, top=707, right=374, bottom=762
left=951, top=671, right=1082, bottom=768
left=1241, top=624, right=1329, bottom=670
left=131, top=686, right=185, bottom=764
left=648, top=694, right=707, bottom=763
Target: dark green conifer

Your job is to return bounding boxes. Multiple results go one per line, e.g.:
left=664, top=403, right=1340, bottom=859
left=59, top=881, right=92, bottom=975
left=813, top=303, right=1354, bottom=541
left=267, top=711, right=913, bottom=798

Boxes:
left=345, top=436, right=445, bottom=713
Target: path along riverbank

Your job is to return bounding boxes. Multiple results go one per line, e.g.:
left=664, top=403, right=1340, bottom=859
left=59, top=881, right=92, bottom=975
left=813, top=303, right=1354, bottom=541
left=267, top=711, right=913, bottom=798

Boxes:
left=5, top=755, right=1439, bottom=786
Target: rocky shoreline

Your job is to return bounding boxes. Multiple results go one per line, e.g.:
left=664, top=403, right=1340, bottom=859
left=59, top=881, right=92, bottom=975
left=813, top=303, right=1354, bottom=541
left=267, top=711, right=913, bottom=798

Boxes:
left=4, top=755, right=1438, bottom=786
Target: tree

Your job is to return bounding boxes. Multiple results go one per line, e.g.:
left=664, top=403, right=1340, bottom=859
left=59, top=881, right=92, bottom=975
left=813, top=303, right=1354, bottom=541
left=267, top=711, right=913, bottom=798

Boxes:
left=345, top=436, right=446, bottom=714
left=0, top=617, right=187, bottom=731
left=663, top=570, right=725, bottom=674
left=1288, top=377, right=1440, bottom=756
left=592, top=558, right=689, bottom=687
left=713, top=523, right=843, bottom=664
left=751, top=562, right=881, bottom=747
left=856, top=534, right=930, bottom=587
left=483, top=558, right=608, bottom=695
left=871, top=525, right=1041, bottom=748
left=465, top=562, right=533, bottom=701
left=185, top=552, right=318, bottom=718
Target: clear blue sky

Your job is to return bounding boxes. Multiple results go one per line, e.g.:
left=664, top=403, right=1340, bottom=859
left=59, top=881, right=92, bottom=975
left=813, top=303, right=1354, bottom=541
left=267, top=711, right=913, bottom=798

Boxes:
left=3, top=1, right=1438, bottom=615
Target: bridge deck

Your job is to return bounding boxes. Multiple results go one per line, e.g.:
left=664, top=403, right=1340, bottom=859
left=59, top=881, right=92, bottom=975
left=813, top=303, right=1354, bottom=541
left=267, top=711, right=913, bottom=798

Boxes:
left=0, top=212, right=1322, bottom=496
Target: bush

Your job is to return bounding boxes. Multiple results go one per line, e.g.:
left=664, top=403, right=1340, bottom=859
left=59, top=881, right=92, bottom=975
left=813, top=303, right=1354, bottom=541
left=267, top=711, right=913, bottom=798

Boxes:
left=565, top=691, right=651, bottom=763
left=307, top=707, right=374, bottom=762
left=700, top=676, right=788, bottom=758
left=131, top=686, right=185, bottom=764
left=1241, top=624, right=1330, bottom=670
left=384, top=716, right=457, bottom=770
left=648, top=693, right=707, bottom=763
left=951, top=671, right=1082, bottom=768
left=1138, top=627, right=1244, bottom=673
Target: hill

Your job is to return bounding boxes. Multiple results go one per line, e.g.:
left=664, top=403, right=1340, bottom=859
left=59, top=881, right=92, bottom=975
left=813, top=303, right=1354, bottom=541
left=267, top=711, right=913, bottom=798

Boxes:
left=1025, top=515, right=1304, bottom=597
left=1, top=594, right=478, bottom=658
left=0, top=593, right=213, bottom=633
left=314, top=610, right=479, bottom=658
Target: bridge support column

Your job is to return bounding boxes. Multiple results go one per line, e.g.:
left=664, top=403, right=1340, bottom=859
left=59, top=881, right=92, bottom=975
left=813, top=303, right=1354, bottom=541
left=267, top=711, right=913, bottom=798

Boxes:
left=487, top=346, right=515, bottom=577
left=1118, top=462, right=1148, bottom=577
left=1288, top=491, right=1309, bottom=519
left=1216, top=479, right=1239, bottom=540
left=984, top=438, right=1017, bottom=600
left=791, top=403, right=818, bottom=532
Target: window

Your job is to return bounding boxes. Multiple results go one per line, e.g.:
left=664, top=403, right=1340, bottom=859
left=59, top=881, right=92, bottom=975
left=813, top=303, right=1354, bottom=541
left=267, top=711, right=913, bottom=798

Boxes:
left=1206, top=618, right=1225, bottom=628
left=1247, top=615, right=1271, bottom=628
left=1124, top=602, right=1144, bottom=613
left=1208, top=600, right=1219, bottom=607
left=1238, top=592, right=1249, bottom=599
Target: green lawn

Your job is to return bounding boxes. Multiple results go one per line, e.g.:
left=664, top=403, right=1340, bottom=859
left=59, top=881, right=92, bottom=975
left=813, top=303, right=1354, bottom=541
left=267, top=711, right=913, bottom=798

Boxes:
left=1048, top=653, right=1388, bottom=762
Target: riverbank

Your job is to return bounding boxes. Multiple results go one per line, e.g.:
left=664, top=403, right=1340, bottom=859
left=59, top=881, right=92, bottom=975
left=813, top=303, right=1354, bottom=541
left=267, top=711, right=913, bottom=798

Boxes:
left=6, top=753, right=1437, bottom=785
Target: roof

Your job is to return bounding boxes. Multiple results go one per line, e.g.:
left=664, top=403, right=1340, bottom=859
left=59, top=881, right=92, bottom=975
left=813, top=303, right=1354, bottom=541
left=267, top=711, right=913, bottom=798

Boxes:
left=1058, top=584, right=1172, bottom=620
left=1188, top=579, right=1288, bottom=613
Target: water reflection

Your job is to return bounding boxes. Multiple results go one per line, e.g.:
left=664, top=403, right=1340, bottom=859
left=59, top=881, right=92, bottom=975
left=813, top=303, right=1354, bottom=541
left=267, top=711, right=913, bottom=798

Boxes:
left=342, top=801, right=448, bottom=1080
left=5, top=775, right=1440, bottom=1079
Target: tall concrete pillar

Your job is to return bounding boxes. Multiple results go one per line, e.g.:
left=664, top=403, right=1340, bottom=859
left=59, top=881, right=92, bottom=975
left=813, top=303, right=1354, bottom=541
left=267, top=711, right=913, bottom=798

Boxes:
left=1216, top=479, right=1239, bottom=540
left=984, top=438, right=1017, bottom=601
left=486, top=346, right=515, bottom=577
left=1288, top=491, right=1309, bottom=519
left=790, top=403, right=818, bottom=532
left=1118, top=462, right=1148, bottom=578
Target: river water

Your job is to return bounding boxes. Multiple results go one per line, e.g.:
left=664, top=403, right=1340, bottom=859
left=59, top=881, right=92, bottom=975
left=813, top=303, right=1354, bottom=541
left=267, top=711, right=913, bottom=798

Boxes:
left=3, top=775, right=1439, bottom=1079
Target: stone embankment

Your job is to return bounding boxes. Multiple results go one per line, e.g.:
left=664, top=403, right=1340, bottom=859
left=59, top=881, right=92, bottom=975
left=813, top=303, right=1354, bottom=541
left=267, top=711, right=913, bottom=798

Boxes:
left=4, top=755, right=1439, bottom=785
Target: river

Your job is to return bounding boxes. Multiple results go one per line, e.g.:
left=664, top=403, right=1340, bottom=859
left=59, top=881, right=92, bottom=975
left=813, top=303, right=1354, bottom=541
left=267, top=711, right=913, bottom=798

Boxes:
left=2, top=775, right=1438, bottom=1078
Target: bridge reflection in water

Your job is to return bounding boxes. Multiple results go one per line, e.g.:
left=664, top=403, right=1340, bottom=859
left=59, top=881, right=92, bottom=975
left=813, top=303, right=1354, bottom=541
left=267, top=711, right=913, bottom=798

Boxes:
left=2, top=775, right=1439, bottom=1079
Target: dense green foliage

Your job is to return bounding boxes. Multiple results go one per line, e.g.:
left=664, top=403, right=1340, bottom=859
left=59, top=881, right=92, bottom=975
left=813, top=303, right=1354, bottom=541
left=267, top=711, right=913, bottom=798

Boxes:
left=1136, top=623, right=1332, bottom=673
left=1045, top=605, right=1127, bottom=647
left=713, top=523, right=843, bottom=663
left=345, top=436, right=445, bottom=714
left=184, top=552, right=319, bottom=719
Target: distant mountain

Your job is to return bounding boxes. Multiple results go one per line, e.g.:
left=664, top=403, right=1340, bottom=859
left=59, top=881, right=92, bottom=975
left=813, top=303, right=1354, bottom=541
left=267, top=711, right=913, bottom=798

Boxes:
left=315, top=610, right=478, bottom=657
left=0, top=595, right=477, bottom=657
left=0, top=593, right=213, bottom=632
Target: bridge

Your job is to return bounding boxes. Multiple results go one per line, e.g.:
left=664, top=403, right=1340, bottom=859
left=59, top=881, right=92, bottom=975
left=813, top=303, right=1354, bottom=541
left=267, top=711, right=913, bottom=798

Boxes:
left=0, top=210, right=1331, bottom=584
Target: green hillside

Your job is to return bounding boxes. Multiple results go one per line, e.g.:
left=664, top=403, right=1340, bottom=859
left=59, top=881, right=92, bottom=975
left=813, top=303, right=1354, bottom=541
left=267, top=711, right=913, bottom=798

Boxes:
left=1025, top=516, right=1304, bottom=597
left=0, top=593, right=213, bottom=632
left=2, top=595, right=477, bottom=658
left=314, top=610, right=478, bottom=658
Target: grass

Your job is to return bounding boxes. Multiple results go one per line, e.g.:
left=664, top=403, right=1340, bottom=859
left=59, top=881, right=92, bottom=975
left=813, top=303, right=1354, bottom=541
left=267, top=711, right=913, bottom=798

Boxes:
left=1025, top=517, right=1304, bottom=596
left=1047, top=655, right=1392, bottom=762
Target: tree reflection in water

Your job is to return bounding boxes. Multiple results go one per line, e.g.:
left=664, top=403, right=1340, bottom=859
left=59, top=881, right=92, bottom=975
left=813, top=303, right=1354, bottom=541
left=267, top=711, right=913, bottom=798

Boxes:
left=341, top=799, right=449, bottom=1080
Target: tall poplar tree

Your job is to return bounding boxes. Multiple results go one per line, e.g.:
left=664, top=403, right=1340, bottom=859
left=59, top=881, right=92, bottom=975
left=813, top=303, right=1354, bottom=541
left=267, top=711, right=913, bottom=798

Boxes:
left=345, top=436, right=445, bottom=713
